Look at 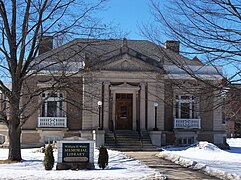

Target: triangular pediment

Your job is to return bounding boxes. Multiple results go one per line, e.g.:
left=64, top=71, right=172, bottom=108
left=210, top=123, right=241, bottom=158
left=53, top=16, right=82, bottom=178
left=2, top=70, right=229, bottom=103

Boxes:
left=110, top=82, right=140, bottom=91
left=94, top=53, right=162, bottom=72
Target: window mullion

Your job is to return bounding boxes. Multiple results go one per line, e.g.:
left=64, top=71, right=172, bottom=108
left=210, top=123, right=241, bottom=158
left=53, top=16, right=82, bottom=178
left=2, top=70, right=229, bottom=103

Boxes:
left=178, top=95, right=181, bottom=118
left=190, top=96, right=192, bottom=119
left=56, top=94, right=60, bottom=117
left=44, top=101, right=47, bottom=117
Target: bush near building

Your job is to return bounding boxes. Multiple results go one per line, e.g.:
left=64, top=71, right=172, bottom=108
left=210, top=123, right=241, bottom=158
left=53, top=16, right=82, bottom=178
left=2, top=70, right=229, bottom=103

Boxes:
left=43, top=144, right=55, bottom=170
left=98, top=146, right=108, bottom=169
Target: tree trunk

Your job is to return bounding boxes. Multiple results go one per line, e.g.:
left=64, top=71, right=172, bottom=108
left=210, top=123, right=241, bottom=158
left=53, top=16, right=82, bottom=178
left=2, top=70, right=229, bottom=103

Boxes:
left=8, top=120, right=22, bottom=161
left=7, top=77, right=22, bottom=161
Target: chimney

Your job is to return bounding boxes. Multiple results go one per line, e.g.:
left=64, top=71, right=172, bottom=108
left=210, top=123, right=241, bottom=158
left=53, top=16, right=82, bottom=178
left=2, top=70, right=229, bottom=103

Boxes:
left=164, top=40, right=180, bottom=54
left=39, top=36, right=53, bottom=55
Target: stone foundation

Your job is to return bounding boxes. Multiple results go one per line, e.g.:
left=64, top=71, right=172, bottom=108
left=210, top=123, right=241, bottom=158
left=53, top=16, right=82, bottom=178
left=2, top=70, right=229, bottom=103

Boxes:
left=56, top=162, right=95, bottom=170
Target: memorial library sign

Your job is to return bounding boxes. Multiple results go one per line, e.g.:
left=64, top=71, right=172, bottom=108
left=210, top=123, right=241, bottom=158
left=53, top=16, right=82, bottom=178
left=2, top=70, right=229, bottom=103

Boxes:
left=56, top=138, right=94, bottom=170
left=62, top=143, right=89, bottom=163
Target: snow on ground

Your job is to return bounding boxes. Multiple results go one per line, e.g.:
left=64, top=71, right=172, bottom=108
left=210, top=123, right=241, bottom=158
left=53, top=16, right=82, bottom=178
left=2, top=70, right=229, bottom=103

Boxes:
left=159, top=138, right=241, bottom=180
left=0, top=148, right=164, bottom=180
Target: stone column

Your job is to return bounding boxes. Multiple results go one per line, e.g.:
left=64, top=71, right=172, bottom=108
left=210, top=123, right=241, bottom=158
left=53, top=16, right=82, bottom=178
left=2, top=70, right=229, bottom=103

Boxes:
left=147, top=82, right=157, bottom=130
left=112, top=92, right=116, bottom=129
left=82, top=76, right=94, bottom=129
left=132, top=92, right=137, bottom=130
left=91, top=81, right=102, bottom=129
left=103, top=81, right=110, bottom=129
left=213, top=89, right=224, bottom=131
left=212, top=89, right=226, bottom=145
left=140, top=83, right=146, bottom=130
left=157, top=78, right=165, bottom=130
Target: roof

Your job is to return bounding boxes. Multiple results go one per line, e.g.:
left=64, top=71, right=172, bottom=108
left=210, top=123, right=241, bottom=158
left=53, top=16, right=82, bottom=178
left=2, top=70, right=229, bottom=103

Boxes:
left=32, top=38, right=203, bottom=71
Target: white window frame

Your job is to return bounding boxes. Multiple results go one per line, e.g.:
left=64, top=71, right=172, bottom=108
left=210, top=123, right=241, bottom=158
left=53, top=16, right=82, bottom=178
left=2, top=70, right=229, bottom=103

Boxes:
left=40, top=91, right=65, bottom=117
left=175, top=95, right=198, bottom=119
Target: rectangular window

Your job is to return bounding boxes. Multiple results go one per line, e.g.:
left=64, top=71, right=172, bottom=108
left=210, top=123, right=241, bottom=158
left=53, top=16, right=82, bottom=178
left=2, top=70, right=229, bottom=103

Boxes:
left=175, top=102, right=179, bottom=118
left=176, top=95, right=197, bottom=119
left=192, top=103, right=195, bottom=118
left=41, top=92, right=65, bottom=117
left=47, top=101, right=58, bottom=117
left=41, top=102, right=46, bottom=117
left=120, top=105, right=127, bottom=118
left=180, top=103, right=190, bottom=118
left=44, top=136, right=60, bottom=144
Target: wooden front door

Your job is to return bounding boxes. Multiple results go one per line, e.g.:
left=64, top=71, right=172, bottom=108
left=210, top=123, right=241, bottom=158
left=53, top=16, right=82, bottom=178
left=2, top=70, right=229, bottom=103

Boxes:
left=115, top=94, right=133, bottom=130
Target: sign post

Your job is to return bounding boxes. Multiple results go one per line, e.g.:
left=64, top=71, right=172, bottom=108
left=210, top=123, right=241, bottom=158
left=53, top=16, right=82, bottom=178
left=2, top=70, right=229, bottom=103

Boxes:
left=56, top=138, right=95, bottom=170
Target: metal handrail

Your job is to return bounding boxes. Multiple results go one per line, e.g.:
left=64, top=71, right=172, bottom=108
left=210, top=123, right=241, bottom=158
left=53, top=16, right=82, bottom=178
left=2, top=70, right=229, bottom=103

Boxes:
left=111, top=120, right=117, bottom=147
left=136, top=120, right=143, bottom=147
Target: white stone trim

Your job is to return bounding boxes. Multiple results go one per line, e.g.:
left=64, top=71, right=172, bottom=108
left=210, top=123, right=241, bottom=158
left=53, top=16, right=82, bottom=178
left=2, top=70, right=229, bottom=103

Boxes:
left=165, top=74, right=223, bottom=80
left=110, top=82, right=140, bottom=92
left=164, top=65, right=222, bottom=74
left=110, top=83, right=140, bottom=130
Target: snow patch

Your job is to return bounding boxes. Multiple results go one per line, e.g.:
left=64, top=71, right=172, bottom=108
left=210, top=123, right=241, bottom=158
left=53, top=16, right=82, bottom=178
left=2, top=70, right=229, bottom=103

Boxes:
left=0, top=148, right=165, bottom=180
left=196, top=141, right=222, bottom=152
left=159, top=140, right=241, bottom=180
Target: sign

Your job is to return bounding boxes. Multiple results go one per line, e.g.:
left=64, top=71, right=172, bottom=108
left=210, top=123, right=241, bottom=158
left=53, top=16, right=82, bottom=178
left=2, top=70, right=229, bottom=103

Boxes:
left=56, top=139, right=95, bottom=170
left=62, top=143, right=89, bottom=163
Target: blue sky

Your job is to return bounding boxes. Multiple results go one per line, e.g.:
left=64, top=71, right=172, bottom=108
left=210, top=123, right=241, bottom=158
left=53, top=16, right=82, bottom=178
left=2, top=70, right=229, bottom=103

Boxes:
left=100, top=1, right=237, bottom=80
left=101, top=0, right=151, bottom=40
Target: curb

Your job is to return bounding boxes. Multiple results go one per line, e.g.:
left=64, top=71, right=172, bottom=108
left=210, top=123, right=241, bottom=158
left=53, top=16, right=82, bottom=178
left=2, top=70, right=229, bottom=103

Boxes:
left=157, top=152, right=241, bottom=180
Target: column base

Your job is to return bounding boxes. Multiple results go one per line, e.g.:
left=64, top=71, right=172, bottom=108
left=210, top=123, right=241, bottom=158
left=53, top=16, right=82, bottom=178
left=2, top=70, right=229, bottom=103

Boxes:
left=92, top=130, right=105, bottom=147
left=149, top=131, right=162, bottom=146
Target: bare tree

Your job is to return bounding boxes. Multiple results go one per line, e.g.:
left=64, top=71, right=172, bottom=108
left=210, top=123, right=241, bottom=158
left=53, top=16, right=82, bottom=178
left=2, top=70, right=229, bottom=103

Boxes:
left=141, top=0, right=241, bottom=126
left=225, top=86, right=241, bottom=137
left=145, top=0, right=241, bottom=83
left=0, top=0, right=117, bottom=161
left=138, top=0, right=240, bottom=144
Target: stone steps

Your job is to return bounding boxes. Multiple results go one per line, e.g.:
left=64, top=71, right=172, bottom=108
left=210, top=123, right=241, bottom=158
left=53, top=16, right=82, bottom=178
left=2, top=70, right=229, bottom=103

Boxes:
left=105, top=130, right=158, bottom=151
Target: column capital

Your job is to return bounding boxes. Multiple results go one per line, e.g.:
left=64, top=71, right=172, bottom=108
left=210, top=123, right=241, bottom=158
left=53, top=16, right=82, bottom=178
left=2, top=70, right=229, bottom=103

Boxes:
left=104, top=81, right=110, bottom=86
left=140, top=82, right=146, bottom=88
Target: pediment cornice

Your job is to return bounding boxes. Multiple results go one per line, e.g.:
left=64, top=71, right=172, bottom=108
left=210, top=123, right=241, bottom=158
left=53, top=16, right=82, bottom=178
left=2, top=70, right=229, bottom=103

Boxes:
left=93, top=53, right=163, bottom=72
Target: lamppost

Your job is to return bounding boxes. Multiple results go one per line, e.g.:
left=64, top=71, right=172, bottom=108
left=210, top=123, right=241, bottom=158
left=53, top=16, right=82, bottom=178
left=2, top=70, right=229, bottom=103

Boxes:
left=98, top=101, right=102, bottom=130
left=153, top=102, right=158, bottom=131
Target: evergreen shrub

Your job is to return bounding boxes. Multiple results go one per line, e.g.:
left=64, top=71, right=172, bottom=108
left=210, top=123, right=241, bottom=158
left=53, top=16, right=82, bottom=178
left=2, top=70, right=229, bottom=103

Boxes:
left=43, top=144, right=55, bottom=170
left=97, top=146, right=108, bottom=169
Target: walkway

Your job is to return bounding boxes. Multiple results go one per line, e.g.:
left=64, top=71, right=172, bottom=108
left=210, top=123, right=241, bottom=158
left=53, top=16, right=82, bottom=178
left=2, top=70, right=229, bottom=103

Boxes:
left=124, top=151, right=220, bottom=180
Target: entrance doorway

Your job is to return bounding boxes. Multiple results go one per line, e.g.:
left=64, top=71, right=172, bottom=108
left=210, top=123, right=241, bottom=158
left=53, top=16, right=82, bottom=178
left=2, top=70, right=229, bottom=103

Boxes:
left=115, top=93, right=133, bottom=130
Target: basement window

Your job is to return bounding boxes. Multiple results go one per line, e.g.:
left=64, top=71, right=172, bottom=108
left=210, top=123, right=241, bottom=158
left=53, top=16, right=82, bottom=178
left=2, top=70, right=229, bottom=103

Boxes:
left=44, top=136, right=60, bottom=144
left=177, top=137, right=194, bottom=145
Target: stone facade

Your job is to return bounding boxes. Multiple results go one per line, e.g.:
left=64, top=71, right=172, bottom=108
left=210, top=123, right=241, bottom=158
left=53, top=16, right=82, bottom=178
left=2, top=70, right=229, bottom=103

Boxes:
left=225, top=84, right=241, bottom=137
left=0, top=38, right=228, bottom=148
